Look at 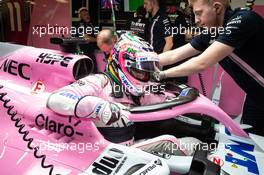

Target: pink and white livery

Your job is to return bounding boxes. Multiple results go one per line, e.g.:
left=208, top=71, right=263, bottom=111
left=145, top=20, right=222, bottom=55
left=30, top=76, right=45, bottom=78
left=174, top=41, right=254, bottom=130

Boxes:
left=0, top=33, right=264, bottom=175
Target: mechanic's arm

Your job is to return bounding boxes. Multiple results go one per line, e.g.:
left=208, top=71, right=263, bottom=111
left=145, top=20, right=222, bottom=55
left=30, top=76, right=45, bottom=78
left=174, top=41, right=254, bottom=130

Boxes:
left=162, top=36, right=173, bottom=53
left=159, top=43, right=201, bottom=66
left=163, top=41, right=234, bottom=78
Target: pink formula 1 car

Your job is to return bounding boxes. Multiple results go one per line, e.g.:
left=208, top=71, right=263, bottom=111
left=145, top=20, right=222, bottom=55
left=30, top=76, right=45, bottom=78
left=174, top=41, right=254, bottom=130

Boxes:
left=0, top=40, right=264, bottom=175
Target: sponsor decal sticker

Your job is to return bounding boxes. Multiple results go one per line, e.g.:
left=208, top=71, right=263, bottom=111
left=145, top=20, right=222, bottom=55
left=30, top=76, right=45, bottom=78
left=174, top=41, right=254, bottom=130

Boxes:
left=35, top=114, right=83, bottom=137
left=31, top=81, right=45, bottom=94
left=36, top=53, right=73, bottom=67
left=225, top=140, right=259, bottom=174
left=210, top=156, right=224, bottom=167
left=0, top=59, right=30, bottom=80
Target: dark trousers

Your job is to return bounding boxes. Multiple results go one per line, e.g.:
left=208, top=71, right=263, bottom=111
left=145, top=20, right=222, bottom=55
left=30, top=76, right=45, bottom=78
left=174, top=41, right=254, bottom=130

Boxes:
left=242, top=96, right=264, bottom=136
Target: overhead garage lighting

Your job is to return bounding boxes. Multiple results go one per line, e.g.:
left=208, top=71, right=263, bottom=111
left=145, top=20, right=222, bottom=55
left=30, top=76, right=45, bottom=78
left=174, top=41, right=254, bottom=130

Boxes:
left=56, top=0, right=69, bottom=3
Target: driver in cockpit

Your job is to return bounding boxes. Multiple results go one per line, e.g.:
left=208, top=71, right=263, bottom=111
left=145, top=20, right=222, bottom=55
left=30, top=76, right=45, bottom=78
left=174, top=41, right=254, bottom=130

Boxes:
left=47, top=29, right=200, bottom=156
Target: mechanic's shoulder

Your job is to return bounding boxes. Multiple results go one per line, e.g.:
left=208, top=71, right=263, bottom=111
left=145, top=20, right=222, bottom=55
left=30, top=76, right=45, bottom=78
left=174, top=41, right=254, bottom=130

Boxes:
left=229, top=8, right=260, bottom=23
left=158, top=13, right=171, bottom=25
left=160, top=11, right=170, bottom=20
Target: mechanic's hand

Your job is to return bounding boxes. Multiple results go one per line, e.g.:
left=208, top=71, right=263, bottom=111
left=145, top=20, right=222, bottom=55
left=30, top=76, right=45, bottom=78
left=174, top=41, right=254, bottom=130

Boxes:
left=153, top=71, right=166, bottom=82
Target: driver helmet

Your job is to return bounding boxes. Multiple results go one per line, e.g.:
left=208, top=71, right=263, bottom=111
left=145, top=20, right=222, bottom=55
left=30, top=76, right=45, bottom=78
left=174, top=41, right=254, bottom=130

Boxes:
left=107, top=32, right=160, bottom=96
